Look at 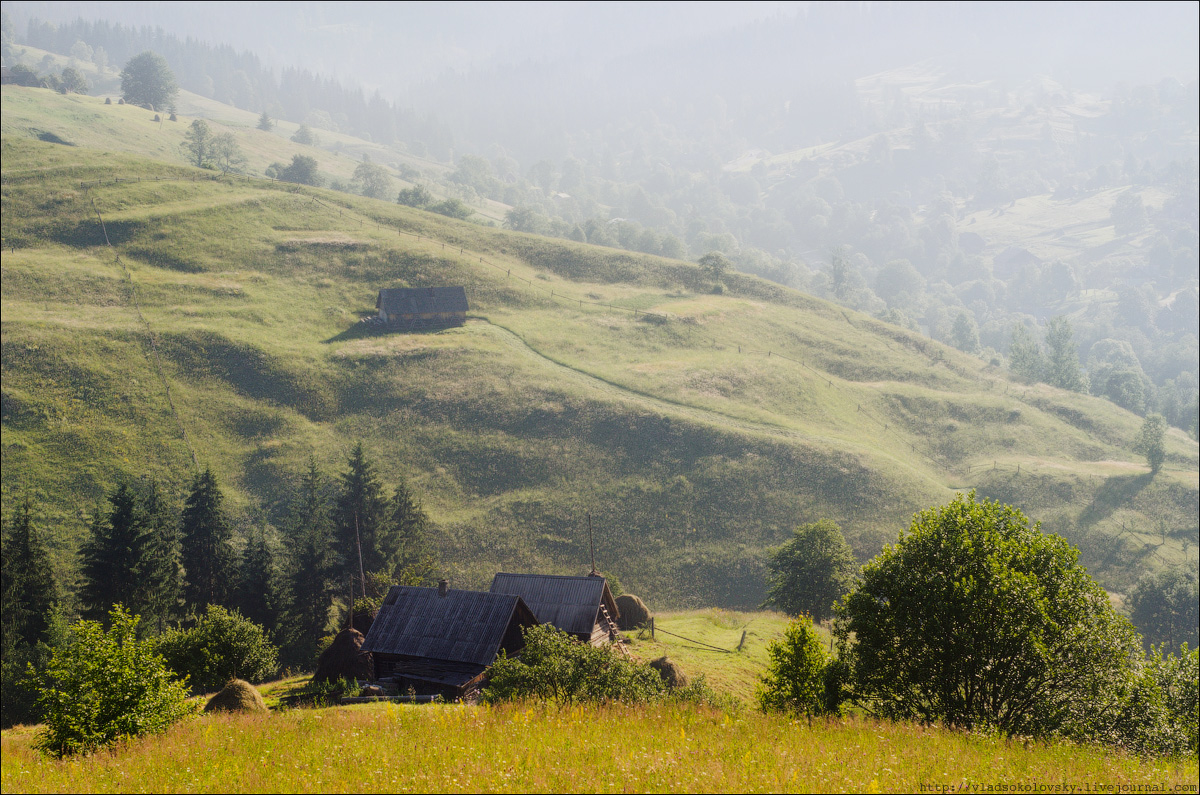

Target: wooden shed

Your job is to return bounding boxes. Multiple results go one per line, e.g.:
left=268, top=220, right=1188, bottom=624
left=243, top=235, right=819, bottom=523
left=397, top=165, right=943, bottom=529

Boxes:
left=489, top=572, right=621, bottom=646
left=376, top=286, right=468, bottom=329
left=360, top=582, right=537, bottom=700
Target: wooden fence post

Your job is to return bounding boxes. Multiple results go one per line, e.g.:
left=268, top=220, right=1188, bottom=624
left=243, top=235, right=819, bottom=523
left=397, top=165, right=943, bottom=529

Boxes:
left=737, top=630, right=746, bottom=652
left=650, top=617, right=655, bottom=640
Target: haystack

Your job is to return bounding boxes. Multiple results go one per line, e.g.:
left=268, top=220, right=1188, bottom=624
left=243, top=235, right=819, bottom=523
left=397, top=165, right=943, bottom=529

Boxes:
left=351, top=608, right=376, bottom=636
left=204, top=679, right=267, bottom=713
left=615, top=594, right=651, bottom=630
left=312, top=627, right=373, bottom=684
left=649, top=656, right=689, bottom=689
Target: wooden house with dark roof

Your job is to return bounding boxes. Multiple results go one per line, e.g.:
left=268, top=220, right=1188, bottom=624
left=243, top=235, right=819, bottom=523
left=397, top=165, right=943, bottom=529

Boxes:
left=360, top=581, right=538, bottom=700
left=376, top=286, right=468, bottom=329
left=489, top=572, right=621, bottom=646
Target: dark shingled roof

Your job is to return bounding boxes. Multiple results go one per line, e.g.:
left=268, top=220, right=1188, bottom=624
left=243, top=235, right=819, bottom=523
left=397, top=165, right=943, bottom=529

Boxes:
left=377, top=286, right=468, bottom=315
left=489, top=573, right=618, bottom=636
left=361, top=586, right=532, bottom=666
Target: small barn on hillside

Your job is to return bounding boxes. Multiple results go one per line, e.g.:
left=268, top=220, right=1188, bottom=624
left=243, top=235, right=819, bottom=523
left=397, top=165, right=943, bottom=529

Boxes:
left=377, top=286, right=468, bottom=329
left=489, top=572, right=621, bottom=646
left=360, top=581, right=537, bottom=700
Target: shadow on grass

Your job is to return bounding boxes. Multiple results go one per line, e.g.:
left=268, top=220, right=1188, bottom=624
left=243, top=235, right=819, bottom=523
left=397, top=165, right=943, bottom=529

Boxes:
left=323, top=323, right=380, bottom=344
left=1078, top=472, right=1154, bottom=527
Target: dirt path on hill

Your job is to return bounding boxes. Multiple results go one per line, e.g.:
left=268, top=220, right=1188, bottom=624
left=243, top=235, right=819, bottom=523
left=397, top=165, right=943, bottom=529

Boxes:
left=471, top=317, right=855, bottom=449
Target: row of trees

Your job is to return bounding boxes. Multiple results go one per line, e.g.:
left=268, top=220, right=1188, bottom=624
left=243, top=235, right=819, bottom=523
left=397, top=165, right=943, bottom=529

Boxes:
left=2, top=443, right=435, bottom=725
left=757, top=493, right=1199, bottom=755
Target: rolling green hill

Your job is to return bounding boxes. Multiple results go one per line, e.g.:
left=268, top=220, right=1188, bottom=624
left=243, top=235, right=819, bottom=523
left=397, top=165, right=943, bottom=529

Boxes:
left=2, top=85, right=1197, bottom=608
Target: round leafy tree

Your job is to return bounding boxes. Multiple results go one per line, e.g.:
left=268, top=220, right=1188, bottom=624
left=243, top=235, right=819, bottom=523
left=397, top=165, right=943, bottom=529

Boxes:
left=763, top=519, right=857, bottom=621
left=835, top=491, right=1139, bottom=737
left=28, top=607, right=195, bottom=757
left=120, top=51, right=177, bottom=111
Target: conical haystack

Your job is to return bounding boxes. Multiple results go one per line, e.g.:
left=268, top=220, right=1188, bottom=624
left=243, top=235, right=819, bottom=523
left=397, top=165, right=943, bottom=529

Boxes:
left=312, top=627, right=373, bottom=684
left=615, top=594, right=651, bottom=630
left=204, top=679, right=268, bottom=713
left=649, top=656, right=689, bottom=689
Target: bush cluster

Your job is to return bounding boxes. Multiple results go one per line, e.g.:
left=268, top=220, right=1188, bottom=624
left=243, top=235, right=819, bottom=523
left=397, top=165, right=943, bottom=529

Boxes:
left=485, top=625, right=665, bottom=707
left=156, top=605, right=278, bottom=695
left=27, top=607, right=196, bottom=757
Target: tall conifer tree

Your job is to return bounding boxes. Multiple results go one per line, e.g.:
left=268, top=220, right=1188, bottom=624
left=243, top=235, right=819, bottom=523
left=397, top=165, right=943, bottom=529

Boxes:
left=137, top=481, right=183, bottom=633
left=80, top=483, right=151, bottom=621
left=284, top=459, right=336, bottom=663
left=180, top=468, right=237, bottom=614
left=335, top=443, right=394, bottom=590
left=236, top=526, right=283, bottom=635
left=1, top=498, right=59, bottom=651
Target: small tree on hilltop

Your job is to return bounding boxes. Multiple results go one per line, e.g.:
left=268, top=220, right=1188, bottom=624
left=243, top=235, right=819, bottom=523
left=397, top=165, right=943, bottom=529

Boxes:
left=120, top=51, right=177, bottom=111
left=836, top=491, right=1140, bottom=738
left=181, top=119, right=213, bottom=168
left=762, top=519, right=856, bottom=622
left=257, top=111, right=274, bottom=132
left=28, top=606, right=196, bottom=757
left=698, top=251, right=730, bottom=283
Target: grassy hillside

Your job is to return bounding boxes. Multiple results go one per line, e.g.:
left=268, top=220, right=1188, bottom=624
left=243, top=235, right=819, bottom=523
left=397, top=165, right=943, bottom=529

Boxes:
left=2, top=86, right=1197, bottom=608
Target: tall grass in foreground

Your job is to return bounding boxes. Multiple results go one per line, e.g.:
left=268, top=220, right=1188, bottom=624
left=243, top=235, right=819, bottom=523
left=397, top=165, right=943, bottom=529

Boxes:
left=3, top=701, right=1195, bottom=793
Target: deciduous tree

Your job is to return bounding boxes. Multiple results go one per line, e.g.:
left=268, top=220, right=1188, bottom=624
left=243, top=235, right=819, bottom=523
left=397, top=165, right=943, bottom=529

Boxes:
left=835, top=492, right=1140, bottom=737
left=119, top=51, right=177, bottom=110
left=762, top=519, right=856, bottom=622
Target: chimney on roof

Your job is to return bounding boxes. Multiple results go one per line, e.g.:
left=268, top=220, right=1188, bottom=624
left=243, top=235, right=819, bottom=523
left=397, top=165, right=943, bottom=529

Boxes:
left=438, top=579, right=448, bottom=597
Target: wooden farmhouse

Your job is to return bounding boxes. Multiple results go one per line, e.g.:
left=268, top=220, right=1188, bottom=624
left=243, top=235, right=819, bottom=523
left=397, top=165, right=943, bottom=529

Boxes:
left=376, top=286, right=468, bottom=329
left=360, top=581, right=538, bottom=700
left=489, top=572, right=622, bottom=646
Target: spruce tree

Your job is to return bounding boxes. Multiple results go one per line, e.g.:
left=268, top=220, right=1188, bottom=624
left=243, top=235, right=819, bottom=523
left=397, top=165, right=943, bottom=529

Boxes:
left=236, top=526, right=283, bottom=635
left=80, top=483, right=151, bottom=621
left=137, top=481, right=182, bottom=634
left=335, top=443, right=394, bottom=589
left=284, top=459, right=335, bottom=664
left=391, top=478, right=434, bottom=583
left=1, top=498, right=60, bottom=651
left=180, top=468, right=237, bottom=614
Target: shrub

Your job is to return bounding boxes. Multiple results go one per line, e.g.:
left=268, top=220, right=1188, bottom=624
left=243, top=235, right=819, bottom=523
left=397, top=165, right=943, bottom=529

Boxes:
left=297, top=675, right=359, bottom=707
left=156, top=605, right=278, bottom=695
left=484, top=625, right=664, bottom=707
left=757, top=615, right=837, bottom=716
left=27, top=606, right=196, bottom=757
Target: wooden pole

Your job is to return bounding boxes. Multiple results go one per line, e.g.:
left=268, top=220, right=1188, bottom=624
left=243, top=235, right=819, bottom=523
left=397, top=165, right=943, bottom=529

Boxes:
left=737, top=629, right=747, bottom=652
left=587, top=513, right=596, bottom=574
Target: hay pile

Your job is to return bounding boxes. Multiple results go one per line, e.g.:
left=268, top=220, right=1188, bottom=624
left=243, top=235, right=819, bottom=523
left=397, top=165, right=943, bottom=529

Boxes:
left=649, top=656, right=689, bottom=689
left=204, top=679, right=267, bottom=713
left=351, top=608, right=376, bottom=636
left=652, top=658, right=691, bottom=691
left=615, top=594, right=651, bottom=630
left=312, top=627, right=373, bottom=684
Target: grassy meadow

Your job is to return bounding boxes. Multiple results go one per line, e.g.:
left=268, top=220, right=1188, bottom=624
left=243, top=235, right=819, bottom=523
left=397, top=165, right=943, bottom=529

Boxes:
left=2, top=84, right=1198, bottom=608
left=3, top=699, right=1196, bottom=794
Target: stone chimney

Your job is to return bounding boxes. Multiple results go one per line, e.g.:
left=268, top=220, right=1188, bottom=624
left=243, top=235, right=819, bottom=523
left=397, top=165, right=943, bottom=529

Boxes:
left=438, top=578, right=448, bottom=597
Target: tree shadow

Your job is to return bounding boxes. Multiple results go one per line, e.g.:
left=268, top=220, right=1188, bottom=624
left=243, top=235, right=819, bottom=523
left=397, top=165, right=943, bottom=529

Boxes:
left=1077, top=472, right=1154, bottom=527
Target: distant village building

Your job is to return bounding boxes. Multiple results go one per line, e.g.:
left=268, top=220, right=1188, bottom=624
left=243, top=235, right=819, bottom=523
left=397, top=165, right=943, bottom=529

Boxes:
left=489, top=572, right=622, bottom=646
left=360, top=581, right=537, bottom=700
left=376, top=286, right=467, bottom=329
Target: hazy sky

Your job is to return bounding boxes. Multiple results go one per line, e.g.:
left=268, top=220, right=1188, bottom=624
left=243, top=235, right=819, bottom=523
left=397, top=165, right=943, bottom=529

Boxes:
left=6, top=1, right=1198, bottom=98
